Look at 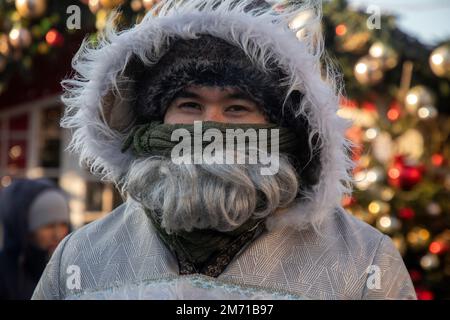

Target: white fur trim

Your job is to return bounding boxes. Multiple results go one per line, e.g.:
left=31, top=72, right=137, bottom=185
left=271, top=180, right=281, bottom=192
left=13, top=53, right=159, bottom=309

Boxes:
left=60, top=0, right=355, bottom=230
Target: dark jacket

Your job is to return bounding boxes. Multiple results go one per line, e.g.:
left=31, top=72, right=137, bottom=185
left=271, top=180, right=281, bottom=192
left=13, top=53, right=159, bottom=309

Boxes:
left=0, top=179, right=59, bottom=300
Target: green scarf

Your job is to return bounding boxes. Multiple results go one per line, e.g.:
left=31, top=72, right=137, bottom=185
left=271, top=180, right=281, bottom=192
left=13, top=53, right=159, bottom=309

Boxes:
left=122, top=121, right=299, bottom=277
left=121, top=121, right=300, bottom=157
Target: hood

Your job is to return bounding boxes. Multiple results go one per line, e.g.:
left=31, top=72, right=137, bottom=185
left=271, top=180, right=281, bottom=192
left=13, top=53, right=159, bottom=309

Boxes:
left=0, top=179, right=58, bottom=256
left=60, top=0, right=355, bottom=230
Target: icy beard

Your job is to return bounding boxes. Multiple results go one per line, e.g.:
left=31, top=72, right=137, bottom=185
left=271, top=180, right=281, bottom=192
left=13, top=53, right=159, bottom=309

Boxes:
left=122, top=154, right=299, bottom=234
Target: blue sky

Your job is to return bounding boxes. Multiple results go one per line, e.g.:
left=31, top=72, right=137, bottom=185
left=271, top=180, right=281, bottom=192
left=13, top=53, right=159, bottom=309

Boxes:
left=347, top=0, right=450, bottom=46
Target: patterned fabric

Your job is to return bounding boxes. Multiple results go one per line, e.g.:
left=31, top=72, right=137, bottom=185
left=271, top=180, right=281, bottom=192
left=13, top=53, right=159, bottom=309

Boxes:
left=145, top=208, right=267, bottom=277
left=32, top=199, right=416, bottom=300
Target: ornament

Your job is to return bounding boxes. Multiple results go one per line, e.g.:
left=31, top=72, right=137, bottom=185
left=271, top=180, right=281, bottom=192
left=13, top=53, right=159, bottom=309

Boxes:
left=372, top=131, right=394, bottom=164
left=8, top=27, right=32, bottom=49
left=394, top=129, right=424, bottom=161
left=368, top=200, right=390, bottom=216
left=431, top=153, right=445, bottom=167
left=429, top=45, right=450, bottom=78
left=45, top=29, right=64, bottom=47
left=397, top=207, right=415, bottom=220
left=416, top=288, right=434, bottom=300
left=96, top=9, right=109, bottom=31
left=407, top=227, right=430, bottom=250
left=379, top=187, right=395, bottom=201
left=420, top=253, right=440, bottom=270
left=354, top=56, right=384, bottom=85
left=405, top=85, right=435, bottom=115
left=99, top=0, right=125, bottom=9
left=376, top=215, right=401, bottom=234
left=0, top=34, right=12, bottom=56
left=337, top=31, right=370, bottom=53
left=429, top=241, right=448, bottom=255
left=88, top=0, right=102, bottom=14
left=335, top=24, right=347, bottom=37
left=364, top=127, right=378, bottom=141
left=426, top=202, right=442, bottom=217
left=131, top=0, right=143, bottom=12
left=15, top=0, right=47, bottom=19
left=369, top=41, right=398, bottom=70
left=388, top=155, right=425, bottom=190
left=387, top=102, right=401, bottom=122
left=354, top=169, right=381, bottom=191
left=417, top=105, right=438, bottom=120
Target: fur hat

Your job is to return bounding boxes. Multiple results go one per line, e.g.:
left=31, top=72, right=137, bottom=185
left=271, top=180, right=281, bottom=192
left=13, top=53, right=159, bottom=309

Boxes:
left=127, top=34, right=321, bottom=189
left=60, top=0, right=355, bottom=230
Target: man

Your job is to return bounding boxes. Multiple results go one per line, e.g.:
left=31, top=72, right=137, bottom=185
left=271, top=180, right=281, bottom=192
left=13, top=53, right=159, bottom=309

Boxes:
left=33, top=0, right=416, bottom=299
left=0, top=179, right=70, bottom=299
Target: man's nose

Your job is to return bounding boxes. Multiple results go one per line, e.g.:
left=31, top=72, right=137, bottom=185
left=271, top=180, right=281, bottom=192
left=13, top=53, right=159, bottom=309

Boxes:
left=202, top=105, right=226, bottom=122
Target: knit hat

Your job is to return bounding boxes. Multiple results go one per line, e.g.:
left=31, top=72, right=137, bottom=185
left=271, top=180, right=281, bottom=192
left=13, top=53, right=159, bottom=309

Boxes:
left=131, top=34, right=288, bottom=121
left=28, top=190, right=70, bottom=232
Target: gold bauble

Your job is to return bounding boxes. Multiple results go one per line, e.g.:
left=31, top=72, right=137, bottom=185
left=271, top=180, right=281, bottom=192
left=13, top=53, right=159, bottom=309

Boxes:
left=404, top=85, right=435, bottom=114
left=0, top=34, right=12, bottom=56
left=417, top=105, right=438, bottom=120
left=376, top=215, right=400, bottom=234
left=369, top=42, right=398, bottom=70
left=429, top=45, right=450, bottom=78
left=15, top=0, right=47, bottom=19
left=95, top=9, right=109, bottom=31
left=99, top=0, right=125, bottom=9
left=131, top=0, right=143, bottom=12
left=407, top=227, right=431, bottom=250
left=8, top=27, right=32, bottom=49
left=338, top=31, right=370, bottom=54
left=420, top=253, right=440, bottom=270
left=354, top=56, right=384, bottom=85
left=88, top=0, right=102, bottom=14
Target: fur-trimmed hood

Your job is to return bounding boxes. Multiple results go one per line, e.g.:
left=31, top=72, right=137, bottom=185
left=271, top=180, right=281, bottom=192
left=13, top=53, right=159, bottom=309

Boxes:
left=60, top=0, right=355, bottom=230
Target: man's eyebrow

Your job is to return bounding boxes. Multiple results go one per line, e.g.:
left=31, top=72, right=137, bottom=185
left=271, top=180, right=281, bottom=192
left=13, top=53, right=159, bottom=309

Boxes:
left=171, top=88, right=257, bottom=103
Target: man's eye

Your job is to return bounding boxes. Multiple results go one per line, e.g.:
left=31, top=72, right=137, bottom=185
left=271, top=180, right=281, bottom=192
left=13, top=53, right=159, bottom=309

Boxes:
left=178, top=102, right=201, bottom=110
left=226, top=105, right=249, bottom=112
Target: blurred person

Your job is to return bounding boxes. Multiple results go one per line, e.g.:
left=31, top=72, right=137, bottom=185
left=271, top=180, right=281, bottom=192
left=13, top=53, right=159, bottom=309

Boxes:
left=0, top=179, right=70, bottom=300
left=33, top=0, right=415, bottom=299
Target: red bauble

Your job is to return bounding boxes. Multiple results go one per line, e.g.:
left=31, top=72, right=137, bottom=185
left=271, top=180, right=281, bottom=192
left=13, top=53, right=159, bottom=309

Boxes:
left=431, top=153, right=445, bottom=167
left=45, top=29, right=64, bottom=47
left=388, top=156, right=425, bottom=190
left=416, top=288, right=434, bottom=300
left=398, top=207, right=415, bottom=220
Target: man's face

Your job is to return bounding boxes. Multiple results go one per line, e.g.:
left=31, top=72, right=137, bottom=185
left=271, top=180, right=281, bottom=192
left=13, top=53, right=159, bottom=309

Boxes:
left=164, top=85, right=268, bottom=124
